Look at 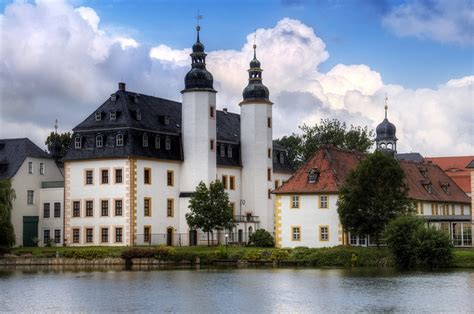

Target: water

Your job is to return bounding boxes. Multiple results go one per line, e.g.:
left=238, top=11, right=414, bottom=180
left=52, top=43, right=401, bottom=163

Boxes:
left=1, top=266, right=473, bottom=312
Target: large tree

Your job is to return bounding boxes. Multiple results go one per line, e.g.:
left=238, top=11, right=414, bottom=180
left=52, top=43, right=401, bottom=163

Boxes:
left=0, top=179, right=16, bottom=248
left=45, top=131, right=71, bottom=157
left=337, top=151, right=413, bottom=246
left=186, top=181, right=234, bottom=246
left=275, top=118, right=374, bottom=169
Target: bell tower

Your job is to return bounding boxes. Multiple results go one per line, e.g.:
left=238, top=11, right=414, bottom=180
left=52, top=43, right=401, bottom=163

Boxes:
left=375, top=96, right=398, bottom=156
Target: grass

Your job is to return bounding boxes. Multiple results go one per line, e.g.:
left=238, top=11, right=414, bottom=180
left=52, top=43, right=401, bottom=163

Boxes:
left=7, top=246, right=474, bottom=268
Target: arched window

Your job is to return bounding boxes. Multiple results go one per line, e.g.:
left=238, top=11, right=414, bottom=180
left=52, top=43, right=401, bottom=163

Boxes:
left=155, top=136, right=160, bottom=149
left=116, top=134, right=123, bottom=147
left=74, top=137, right=82, bottom=149
left=142, top=134, right=148, bottom=147
left=227, top=146, right=232, bottom=158
left=96, top=135, right=103, bottom=148
left=165, top=137, right=171, bottom=150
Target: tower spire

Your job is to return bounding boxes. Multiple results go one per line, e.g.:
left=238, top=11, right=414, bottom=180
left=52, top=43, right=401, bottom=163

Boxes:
left=384, top=93, right=388, bottom=119
left=196, top=11, right=203, bottom=42
left=54, top=119, right=59, bottom=134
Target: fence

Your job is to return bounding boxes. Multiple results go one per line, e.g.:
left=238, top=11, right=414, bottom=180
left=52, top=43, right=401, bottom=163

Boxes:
left=135, top=231, right=259, bottom=247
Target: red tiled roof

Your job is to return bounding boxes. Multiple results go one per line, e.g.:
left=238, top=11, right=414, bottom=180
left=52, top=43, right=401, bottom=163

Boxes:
left=274, top=146, right=471, bottom=204
left=424, top=156, right=473, bottom=193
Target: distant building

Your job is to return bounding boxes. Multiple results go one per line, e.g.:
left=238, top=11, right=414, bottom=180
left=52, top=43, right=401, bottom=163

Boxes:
left=0, top=138, right=64, bottom=247
left=424, top=156, right=473, bottom=197
left=274, top=108, right=472, bottom=248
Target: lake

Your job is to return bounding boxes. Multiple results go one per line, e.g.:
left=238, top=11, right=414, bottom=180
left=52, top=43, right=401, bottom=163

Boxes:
left=1, top=267, right=473, bottom=312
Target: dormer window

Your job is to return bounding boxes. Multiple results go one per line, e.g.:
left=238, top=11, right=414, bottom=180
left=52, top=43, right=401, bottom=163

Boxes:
left=75, top=137, right=82, bottom=149
left=440, top=183, right=450, bottom=194
left=228, top=146, right=232, bottom=158
left=116, top=134, right=124, bottom=147
left=136, top=109, right=142, bottom=121
left=423, top=183, right=433, bottom=194
left=95, top=111, right=102, bottom=121
left=96, top=135, right=103, bottom=148
left=164, top=115, right=170, bottom=125
left=110, top=110, right=116, bottom=121
left=165, top=137, right=171, bottom=150
left=308, top=168, right=320, bottom=183
left=134, top=94, right=139, bottom=104
left=142, top=134, right=148, bottom=147
left=220, top=144, right=225, bottom=157
left=418, top=166, right=428, bottom=177
left=155, top=136, right=161, bottom=149
left=279, top=153, right=284, bottom=164
left=111, top=94, right=116, bottom=102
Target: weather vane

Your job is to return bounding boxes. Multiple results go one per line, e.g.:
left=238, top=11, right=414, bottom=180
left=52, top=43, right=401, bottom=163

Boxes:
left=196, top=10, right=203, bottom=26
left=384, top=93, right=388, bottom=119
left=54, top=119, right=58, bottom=134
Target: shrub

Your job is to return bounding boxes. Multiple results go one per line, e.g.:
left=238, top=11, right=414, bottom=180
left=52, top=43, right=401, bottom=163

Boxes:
left=63, top=248, right=109, bottom=260
left=155, top=245, right=176, bottom=260
left=121, top=248, right=157, bottom=260
left=248, top=229, right=274, bottom=247
left=271, top=249, right=290, bottom=261
left=384, top=215, right=453, bottom=269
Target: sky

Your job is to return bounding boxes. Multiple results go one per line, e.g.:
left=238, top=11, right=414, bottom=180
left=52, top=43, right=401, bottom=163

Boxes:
left=0, top=0, right=473, bottom=156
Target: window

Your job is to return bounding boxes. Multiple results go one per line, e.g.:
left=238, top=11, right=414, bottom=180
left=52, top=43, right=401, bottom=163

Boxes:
left=39, top=163, right=45, bottom=175
left=167, top=199, right=174, bottom=217
left=319, top=195, right=328, bottom=209
left=85, top=170, right=94, bottom=185
left=101, top=169, right=109, bottom=184
left=291, top=195, right=299, bottom=208
left=291, top=227, right=301, bottom=241
left=28, top=161, right=33, bottom=174
left=86, top=200, right=93, bottom=217
left=54, top=202, right=61, bottom=218
left=142, top=134, right=148, bottom=147
left=210, top=139, right=214, bottom=151
left=155, top=136, right=161, bottom=149
left=320, top=226, right=329, bottom=241
left=230, top=202, right=235, bottom=216
left=115, top=227, right=123, bottom=243
left=419, top=202, right=424, bottom=215
left=274, top=180, right=280, bottom=189
left=101, top=200, right=109, bottom=217
left=144, top=168, right=151, bottom=185
left=222, top=175, right=228, bottom=189
left=461, top=205, right=465, bottom=216
left=115, top=200, right=123, bottom=216
left=54, top=229, right=61, bottom=243
left=164, top=115, right=170, bottom=125
left=72, top=228, right=80, bottom=243
left=267, top=168, right=271, bottom=181
left=110, top=110, right=116, bottom=120
left=44, top=230, right=50, bottom=243
left=423, top=183, right=433, bottom=194
left=95, top=111, right=102, bottom=121
left=268, top=148, right=271, bottom=158
left=75, top=137, right=82, bottom=149
left=280, top=153, right=285, bottom=164
left=308, top=168, right=320, bottom=183
left=27, top=190, right=34, bottom=205
left=165, top=137, right=171, bottom=150
left=96, top=135, right=103, bottom=148
left=86, top=228, right=93, bottom=243
left=116, top=134, right=124, bottom=146
left=167, top=170, right=174, bottom=186
left=144, top=198, right=151, bottom=217
left=228, top=146, right=232, bottom=158
left=359, top=236, right=366, bottom=246
left=210, top=106, right=215, bottom=118
left=268, top=189, right=271, bottom=199
left=267, top=117, right=272, bottom=128
left=43, top=203, right=50, bottom=218
left=144, top=226, right=151, bottom=243
left=220, top=145, right=225, bottom=157
left=115, top=169, right=123, bottom=184
left=273, top=152, right=277, bottom=162
left=101, top=228, right=109, bottom=243
left=229, top=176, right=235, bottom=190
left=73, top=201, right=80, bottom=217
left=136, top=109, right=141, bottom=120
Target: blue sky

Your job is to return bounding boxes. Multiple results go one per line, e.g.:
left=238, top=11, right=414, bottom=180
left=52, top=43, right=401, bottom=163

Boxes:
left=6, top=0, right=468, bottom=89
left=0, top=0, right=472, bottom=156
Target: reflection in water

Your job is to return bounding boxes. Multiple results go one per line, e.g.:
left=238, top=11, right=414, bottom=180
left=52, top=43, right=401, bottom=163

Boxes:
left=0, top=267, right=473, bottom=312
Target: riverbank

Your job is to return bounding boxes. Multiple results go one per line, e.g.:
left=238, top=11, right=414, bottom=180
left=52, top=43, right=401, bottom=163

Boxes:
left=2, top=246, right=474, bottom=268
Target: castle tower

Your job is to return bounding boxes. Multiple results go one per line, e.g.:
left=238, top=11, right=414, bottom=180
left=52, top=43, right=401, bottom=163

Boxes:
left=180, top=24, right=217, bottom=193
left=240, top=43, right=274, bottom=231
left=375, top=96, right=397, bottom=156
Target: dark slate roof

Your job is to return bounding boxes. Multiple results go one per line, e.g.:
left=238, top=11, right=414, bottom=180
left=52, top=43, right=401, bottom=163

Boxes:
left=396, top=152, right=424, bottom=163
left=64, top=85, right=294, bottom=173
left=0, top=138, right=51, bottom=180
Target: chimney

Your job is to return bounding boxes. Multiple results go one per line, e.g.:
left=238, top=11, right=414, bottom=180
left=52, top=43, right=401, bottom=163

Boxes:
left=118, top=82, right=126, bottom=91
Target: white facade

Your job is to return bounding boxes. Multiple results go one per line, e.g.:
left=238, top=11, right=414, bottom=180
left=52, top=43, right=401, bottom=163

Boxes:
left=39, top=186, right=64, bottom=246
left=10, top=156, right=63, bottom=247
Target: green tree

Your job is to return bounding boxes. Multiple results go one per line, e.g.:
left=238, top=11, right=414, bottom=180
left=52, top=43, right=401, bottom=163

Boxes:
left=0, top=179, right=16, bottom=248
left=337, top=151, right=413, bottom=246
left=275, top=119, right=374, bottom=168
left=186, top=181, right=234, bottom=246
left=384, top=215, right=453, bottom=269
left=45, top=131, right=71, bottom=156
left=249, top=229, right=275, bottom=247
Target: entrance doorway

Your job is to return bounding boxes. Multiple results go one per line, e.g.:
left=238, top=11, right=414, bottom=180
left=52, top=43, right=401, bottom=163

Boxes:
left=167, top=227, right=173, bottom=246
left=23, top=216, right=39, bottom=247
left=238, top=229, right=243, bottom=243
left=189, top=230, right=197, bottom=246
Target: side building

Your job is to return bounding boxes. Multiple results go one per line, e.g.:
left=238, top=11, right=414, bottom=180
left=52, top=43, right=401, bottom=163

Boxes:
left=0, top=138, right=64, bottom=247
left=62, top=27, right=293, bottom=247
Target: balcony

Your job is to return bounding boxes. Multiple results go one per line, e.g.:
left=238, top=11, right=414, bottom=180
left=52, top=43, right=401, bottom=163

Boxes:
left=233, top=215, right=259, bottom=223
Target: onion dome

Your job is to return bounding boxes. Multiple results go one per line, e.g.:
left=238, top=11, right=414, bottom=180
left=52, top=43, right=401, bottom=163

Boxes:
left=183, top=25, right=215, bottom=92
left=242, top=44, right=271, bottom=103
left=375, top=105, right=397, bottom=141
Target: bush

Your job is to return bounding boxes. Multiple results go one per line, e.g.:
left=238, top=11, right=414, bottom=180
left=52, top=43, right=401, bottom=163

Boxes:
left=155, top=245, right=176, bottom=260
left=248, top=229, right=274, bottom=247
left=384, top=215, right=453, bottom=269
left=271, top=249, right=290, bottom=261
left=63, top=248, right=109, bottom=260
left=121, top=246, right=176, bottom=260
